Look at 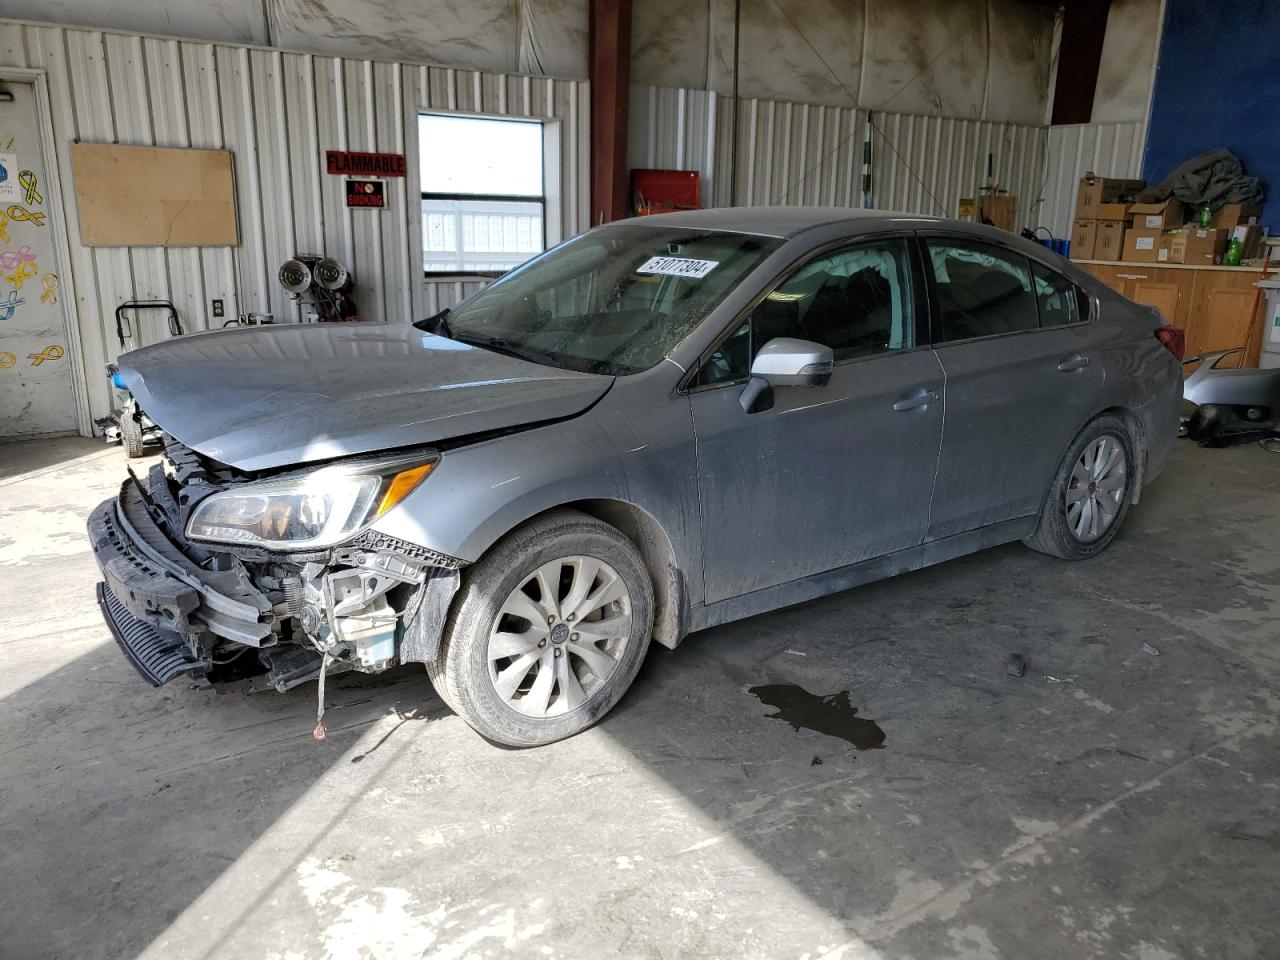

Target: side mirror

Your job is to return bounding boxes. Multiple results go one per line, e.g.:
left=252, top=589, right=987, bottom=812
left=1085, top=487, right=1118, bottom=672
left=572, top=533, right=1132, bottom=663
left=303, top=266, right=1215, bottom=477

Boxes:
left=751, top=337, right=834, bottom=387
left=739, top=337, right=834, bottom=413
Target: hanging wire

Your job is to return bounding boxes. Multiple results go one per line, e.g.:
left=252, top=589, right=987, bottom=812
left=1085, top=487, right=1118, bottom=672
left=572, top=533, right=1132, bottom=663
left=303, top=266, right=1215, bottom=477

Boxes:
left=766, top=0, right=950, bottom=214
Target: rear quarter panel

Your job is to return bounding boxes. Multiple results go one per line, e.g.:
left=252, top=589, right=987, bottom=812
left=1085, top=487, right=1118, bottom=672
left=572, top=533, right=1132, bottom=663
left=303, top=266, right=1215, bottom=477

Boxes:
left=1076, top=273, right=1183, bottom=488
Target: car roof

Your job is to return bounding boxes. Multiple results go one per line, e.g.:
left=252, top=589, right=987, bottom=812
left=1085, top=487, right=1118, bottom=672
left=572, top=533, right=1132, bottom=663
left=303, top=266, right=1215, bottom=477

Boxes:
left=623, top=206, right=952, bottom=239
left=615, top=205, right=1107, bottom=300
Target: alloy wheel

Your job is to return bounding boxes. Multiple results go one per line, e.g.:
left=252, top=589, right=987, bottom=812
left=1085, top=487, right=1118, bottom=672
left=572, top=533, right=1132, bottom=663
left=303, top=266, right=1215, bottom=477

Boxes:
left=486, top=555, right=633, bottom=718
left=1065, top=435, right=1128, bottom=543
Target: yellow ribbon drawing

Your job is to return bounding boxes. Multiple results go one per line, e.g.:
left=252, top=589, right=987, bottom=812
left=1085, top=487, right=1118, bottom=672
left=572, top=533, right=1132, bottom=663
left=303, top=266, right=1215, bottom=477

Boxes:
left=27, top=344, right=64, bottom=366
left=17, top=171, right=42, bottom=207
left=6, top=261, right=37, bottom=290
left=6, top=205, right=46, bottom=227
left=40, top=274, right=59, bottom=304
left=0, top=210, right=9, bottom=245
left=0, top=353, right=15, bottom=369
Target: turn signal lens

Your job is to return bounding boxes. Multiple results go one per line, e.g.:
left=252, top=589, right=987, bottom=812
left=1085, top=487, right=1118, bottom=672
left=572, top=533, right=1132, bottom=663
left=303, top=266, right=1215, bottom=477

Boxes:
left=375, top=462, right=436, bottom=518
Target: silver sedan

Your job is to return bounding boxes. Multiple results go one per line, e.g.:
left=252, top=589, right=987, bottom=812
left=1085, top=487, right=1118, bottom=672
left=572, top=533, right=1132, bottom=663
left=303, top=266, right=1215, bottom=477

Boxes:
left=89, top=208, right=1183, bottom=746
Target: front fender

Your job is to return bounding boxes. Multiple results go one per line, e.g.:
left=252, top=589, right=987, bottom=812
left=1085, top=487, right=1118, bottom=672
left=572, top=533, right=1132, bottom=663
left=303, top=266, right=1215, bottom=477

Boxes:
left=368, top=391, right=703, bottom=599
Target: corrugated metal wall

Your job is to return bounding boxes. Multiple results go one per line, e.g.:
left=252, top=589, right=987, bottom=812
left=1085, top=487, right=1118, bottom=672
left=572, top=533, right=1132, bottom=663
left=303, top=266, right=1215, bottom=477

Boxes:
left=629, top=84, right=1051, bottom=229
left=723, top=97, right=867, bottom=209
left=0, top=20, right=588, bottom=426
left=630, top=85, right=867, bottom=210
left=868, top=112, right=1050, bottom=233
left=1040, top=121, right=1147, bottom=241
left=629, top=85, right=719, bottom=204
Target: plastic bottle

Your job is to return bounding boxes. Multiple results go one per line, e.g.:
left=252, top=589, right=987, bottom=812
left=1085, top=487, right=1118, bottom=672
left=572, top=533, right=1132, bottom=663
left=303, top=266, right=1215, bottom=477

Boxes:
left=1199, top=204, right=1213, bottom=228
left=1225, top=236, right=1243, bottom=266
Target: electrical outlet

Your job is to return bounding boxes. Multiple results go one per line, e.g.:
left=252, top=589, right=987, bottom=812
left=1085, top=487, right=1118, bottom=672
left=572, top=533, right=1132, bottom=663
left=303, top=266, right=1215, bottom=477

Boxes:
left=212, top=299, right=225, bottom=318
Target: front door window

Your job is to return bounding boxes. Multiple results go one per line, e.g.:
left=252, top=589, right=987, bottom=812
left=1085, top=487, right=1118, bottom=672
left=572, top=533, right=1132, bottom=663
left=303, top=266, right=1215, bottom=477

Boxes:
left=697, top=237, right=916, bottom=387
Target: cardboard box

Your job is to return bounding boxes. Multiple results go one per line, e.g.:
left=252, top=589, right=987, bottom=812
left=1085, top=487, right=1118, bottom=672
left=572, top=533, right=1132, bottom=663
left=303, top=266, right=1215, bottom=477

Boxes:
left=1211, top=202, right=1263, bottom=229
left=1095, top=202, right=1131, bottom=221
left=1076, top=172, right=1145, bottom=218
left=1129, top=198, right=1186, bottom=231
left=1094, top=221, right=1125, bottom=261
left=1158, top=229, right=1190, bottom=264
left=1182, top=227, right=1228, bottom=265
left=1072, top=219, right=1099, bottom=259
left=1124, top=227, right=1164, bottom=263
left=1230, top=224, right=1263, bottom=261
left=977, top=195, right=1016, bottom=232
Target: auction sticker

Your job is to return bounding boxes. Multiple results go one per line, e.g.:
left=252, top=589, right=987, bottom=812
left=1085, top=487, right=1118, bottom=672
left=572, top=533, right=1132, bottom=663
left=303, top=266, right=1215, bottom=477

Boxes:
left=637, top=256, right=719, bottom=279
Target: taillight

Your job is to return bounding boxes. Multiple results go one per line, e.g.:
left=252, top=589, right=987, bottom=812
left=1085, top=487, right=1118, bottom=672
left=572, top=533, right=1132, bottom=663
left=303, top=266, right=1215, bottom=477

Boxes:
left=1155, top=325, right=1185, bottom=360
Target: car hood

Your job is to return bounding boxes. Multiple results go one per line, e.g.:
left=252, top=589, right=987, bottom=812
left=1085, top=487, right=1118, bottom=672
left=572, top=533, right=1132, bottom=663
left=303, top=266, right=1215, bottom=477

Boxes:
left=117, top=323, right=614, bottom=471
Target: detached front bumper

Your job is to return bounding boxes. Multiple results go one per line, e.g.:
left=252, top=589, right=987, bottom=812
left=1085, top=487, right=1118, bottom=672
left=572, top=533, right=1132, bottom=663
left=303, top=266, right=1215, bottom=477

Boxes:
left=88, top=477, right=275, bottom=686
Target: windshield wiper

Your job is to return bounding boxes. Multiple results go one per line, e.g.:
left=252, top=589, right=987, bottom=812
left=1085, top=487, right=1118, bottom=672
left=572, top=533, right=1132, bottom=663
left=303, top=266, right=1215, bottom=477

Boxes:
left=413, top=307, right=453, bottom=338
left=455, top=334, right=559, bottom=367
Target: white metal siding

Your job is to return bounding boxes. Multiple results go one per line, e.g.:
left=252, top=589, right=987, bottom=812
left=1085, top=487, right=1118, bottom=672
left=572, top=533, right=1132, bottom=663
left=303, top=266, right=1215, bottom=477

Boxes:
left=727, top=97, right=867, bottom=209
left=628, top=84, right=719, bottom=205
left=0, top=19, right=589, bottom=426
left=869, top=112, right=1050, bottom=233
left=629, top=85, right=1051, bottom=232
left=1040, top=121, right=1147, bottom=241
left=631, top=86, right=867, bottom=210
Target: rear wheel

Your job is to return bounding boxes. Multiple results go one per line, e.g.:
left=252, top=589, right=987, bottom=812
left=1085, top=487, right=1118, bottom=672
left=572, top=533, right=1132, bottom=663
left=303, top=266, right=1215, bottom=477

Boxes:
left=427, top=511, right=653, bottom=747
left=1026, top=415, right=1135, bottom=560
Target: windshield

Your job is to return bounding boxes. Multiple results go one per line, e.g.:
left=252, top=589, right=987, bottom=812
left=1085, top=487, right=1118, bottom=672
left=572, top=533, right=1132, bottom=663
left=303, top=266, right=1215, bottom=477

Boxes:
left=442, top=224, right=781, bottom=374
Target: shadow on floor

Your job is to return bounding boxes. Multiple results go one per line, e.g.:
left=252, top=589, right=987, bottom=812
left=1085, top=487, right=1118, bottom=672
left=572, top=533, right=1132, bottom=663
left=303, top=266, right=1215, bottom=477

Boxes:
left=0, top=435, right=111, bottom=482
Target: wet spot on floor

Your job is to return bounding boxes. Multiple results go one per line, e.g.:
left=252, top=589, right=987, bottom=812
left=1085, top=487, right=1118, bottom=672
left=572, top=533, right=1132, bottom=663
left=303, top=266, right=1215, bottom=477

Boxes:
left=748, top=683, right=886, bottom=750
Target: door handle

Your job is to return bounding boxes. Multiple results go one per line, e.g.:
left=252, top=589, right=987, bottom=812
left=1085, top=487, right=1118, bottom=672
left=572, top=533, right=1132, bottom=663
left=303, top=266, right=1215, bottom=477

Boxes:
left=1057, top=353, right=1090, bottom=372
left=893, top=388, right=939, bottom=412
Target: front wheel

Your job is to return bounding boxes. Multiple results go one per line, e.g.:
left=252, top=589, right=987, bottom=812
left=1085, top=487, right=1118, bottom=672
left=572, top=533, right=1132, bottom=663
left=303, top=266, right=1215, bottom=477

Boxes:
left=427, top=511, right=654, bottom=747
left=1025, top=415, right=1136, bottom=560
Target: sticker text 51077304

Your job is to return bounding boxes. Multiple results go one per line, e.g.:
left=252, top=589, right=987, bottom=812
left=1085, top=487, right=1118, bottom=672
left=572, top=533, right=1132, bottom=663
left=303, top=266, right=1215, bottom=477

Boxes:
left=636, top=256, right=720, bottom=279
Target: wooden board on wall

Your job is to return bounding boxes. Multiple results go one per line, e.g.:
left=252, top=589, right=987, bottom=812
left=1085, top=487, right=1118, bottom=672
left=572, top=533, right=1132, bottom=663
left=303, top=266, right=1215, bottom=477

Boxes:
left=70, top=143, right=238, bottom=247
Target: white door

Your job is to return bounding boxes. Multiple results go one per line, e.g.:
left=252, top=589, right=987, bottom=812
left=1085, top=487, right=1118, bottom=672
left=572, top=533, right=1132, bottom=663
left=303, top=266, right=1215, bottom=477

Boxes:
left=0, top=81, right=76, bottom=438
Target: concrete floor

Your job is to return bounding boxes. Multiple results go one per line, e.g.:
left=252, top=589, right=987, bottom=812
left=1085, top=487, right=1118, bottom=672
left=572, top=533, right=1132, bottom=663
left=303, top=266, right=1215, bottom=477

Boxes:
left=1, top=436, right=1278, bottom=960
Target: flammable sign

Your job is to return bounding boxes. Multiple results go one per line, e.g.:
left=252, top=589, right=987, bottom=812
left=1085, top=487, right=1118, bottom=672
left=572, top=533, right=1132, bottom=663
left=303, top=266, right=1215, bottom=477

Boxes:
left=345, top=179, right=386, bottom=209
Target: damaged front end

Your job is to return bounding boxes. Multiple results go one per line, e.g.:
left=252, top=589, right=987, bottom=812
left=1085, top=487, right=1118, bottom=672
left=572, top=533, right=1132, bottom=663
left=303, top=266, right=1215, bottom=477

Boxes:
left=88, top=437, right=462, bottom=697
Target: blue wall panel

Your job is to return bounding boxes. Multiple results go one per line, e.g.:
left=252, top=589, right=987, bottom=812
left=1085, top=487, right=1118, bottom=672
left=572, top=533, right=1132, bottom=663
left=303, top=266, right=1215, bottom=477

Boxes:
left=1143, top=0, right=1279, bottom=225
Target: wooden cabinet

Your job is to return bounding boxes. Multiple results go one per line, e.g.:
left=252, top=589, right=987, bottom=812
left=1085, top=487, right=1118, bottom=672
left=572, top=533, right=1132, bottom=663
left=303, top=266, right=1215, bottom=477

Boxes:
left=1074, top=260, right=1263, bottom=367
left=1186, top=271, right=1264, bottom=361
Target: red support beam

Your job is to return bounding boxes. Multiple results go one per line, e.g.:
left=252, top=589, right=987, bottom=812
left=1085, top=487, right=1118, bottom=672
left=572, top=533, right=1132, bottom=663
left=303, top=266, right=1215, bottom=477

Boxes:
left=589, top=0, right=632, bottom=224
left=1051, top=0, right=1112, bottom=125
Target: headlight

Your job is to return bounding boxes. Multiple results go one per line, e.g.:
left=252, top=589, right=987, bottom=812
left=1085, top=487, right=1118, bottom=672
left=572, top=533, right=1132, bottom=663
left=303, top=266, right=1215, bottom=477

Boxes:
left=186, top=454, right=438, bottom=550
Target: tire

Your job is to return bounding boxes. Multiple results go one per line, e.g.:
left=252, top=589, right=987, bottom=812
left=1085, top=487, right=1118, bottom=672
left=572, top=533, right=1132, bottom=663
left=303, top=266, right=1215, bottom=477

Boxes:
left=1025, top=414, right=1136, bottom=560
left=120, top=407, right=147, bottom=459
left=427, top=510, right=654, bottom=747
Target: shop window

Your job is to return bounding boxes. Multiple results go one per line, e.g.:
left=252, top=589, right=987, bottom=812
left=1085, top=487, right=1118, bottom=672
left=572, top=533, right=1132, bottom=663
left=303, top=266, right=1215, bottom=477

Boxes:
left=419, top=114, right=545, bottom=274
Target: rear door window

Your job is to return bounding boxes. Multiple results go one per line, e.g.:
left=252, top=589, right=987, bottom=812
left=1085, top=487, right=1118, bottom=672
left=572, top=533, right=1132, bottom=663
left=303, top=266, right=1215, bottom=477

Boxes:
left=1030, top=261, right=1090, bottom=327
left=926, top=239, right=1039, bottom=343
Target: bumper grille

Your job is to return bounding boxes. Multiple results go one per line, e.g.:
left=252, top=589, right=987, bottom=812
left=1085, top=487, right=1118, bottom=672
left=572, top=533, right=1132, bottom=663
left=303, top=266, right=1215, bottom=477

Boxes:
left=97, top=583, right=209, bottom=686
